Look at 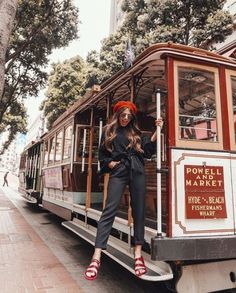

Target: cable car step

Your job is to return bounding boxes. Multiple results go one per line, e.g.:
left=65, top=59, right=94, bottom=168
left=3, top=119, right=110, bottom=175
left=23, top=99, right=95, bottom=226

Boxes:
left=62, top=220, right=173, bottom=282
left=151, top=235, right=236, bottom=261
left=21, top=194, right=37, bottom=204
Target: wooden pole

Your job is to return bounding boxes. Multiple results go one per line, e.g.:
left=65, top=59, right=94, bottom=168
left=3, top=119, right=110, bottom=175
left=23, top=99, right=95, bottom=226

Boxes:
left=102, top=174, right=109, bottom=209
left=86, top=126, right=94, bottom=209
left=86, top=109, right=94, bottom=209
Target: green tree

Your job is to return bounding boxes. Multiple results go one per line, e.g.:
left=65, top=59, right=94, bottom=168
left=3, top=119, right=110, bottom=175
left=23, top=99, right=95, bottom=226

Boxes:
left=0, top=0, right=79, bottom=152
left=42, top=0, right=234, bottom=129
left=85, top=50, right=108, bottom=88
left=42, top=51, right=110, bottom=129
left=0, top=101, right=27, bottom=154
left=98, top=0, right=233, bottom=75
left=99, top=31, right=129, bottom=77
left=41, top=56, right=87, bottom=129
left=0, top=0, right=18, bottom=101
left=124, top=0, right=233, bottom=50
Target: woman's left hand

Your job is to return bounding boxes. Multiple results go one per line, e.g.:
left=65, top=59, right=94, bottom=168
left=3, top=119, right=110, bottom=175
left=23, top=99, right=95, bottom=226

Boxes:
left=151, top=117, right=164, bottom=142
left=155, top=117, right=163, bottom=129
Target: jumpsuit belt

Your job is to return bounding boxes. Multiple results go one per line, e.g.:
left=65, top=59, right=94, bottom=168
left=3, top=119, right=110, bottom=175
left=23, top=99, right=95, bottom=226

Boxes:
left=120, top=155, right=144, bottom=180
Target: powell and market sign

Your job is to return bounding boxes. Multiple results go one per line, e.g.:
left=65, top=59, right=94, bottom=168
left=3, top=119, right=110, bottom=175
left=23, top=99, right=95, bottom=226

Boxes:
left=184, top=165, right=227, bottom=219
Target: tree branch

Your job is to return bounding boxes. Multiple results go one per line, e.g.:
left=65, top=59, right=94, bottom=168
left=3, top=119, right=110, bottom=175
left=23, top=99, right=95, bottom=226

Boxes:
left=5, top=0, right=57, bottom=72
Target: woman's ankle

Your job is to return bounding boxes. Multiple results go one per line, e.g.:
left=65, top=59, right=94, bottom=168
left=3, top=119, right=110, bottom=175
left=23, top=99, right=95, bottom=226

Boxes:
left=134, top=245, right=142, bottom=258
left=92, top=256, right=101, bottom=262
left=92, top=250, right=101, bottom=262
left=134, top=253, right=142, bottom=259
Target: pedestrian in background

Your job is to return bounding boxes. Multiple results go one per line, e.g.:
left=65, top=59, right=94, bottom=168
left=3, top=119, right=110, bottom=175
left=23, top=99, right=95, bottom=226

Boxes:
left=3, top=171, right=9, bottom=186
left=84, top=100, right=163, bottom=280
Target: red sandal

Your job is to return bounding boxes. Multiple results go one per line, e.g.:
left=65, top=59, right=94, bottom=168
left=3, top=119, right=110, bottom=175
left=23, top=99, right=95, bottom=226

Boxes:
left=134, top=256, right=147, bottom=277
left=84, top=259, right=101, bottom=280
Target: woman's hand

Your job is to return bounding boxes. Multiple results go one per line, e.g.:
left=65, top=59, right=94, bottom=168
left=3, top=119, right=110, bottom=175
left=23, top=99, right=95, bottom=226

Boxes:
left=155, top=117, right=163, bottom=128
left=151, top=117, right=163, bottom=142
left=108, top=161, right=120, bottom=169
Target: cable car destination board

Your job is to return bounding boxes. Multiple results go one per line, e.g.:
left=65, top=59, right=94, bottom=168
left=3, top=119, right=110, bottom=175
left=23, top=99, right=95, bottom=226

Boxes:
left=184, top=165, right=227, bottom=219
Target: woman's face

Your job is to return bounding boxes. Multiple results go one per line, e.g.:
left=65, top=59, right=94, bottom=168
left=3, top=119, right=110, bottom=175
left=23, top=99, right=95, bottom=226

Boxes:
left=119, top=108, right=132, bottom=127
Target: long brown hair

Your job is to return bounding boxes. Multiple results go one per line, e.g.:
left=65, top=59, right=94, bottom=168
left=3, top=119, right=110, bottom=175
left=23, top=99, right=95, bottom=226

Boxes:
left=104, top=107, right=143, bottom=153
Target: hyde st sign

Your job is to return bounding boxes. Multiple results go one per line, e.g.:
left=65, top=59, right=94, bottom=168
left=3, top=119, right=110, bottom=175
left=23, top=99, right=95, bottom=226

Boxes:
left=184, top=165, right=227, bottom=219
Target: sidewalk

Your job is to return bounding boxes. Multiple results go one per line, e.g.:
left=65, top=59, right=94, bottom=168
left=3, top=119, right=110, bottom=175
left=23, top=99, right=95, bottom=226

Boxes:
left=0, top=188, right=83, bottom=293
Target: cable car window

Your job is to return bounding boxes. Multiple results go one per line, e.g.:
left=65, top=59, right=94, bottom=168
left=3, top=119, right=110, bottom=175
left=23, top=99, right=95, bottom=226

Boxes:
left=48, top=136, right=55, bottom=163
left=76, top=127, right=90, bottom=162
left=63, top=125, right=73, bottom=160
left=178, top=66, right=218, bottom=142
left=19, top=154, right=26, bottom=169
left=55, top=131, right=63, bottom=162
left=93, top=127, right=99, bottom=160
left=43, top=141, right=49, bottom=166
left=231, top=76, right=236, bottom=142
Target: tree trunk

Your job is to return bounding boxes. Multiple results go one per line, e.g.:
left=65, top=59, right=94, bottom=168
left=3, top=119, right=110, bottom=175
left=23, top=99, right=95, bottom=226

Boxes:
left=0, top=0, right=18, bottom=110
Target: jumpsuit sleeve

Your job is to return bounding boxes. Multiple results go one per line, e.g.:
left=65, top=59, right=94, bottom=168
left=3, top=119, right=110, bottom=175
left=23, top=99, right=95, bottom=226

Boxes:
left=98, top=131, right=113, bottom=174
left=141, top=135, right=156, bottom=159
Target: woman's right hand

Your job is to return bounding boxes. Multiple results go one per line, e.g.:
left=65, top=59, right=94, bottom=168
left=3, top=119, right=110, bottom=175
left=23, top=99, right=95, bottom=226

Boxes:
left=108, top=161, right=120, bottom=169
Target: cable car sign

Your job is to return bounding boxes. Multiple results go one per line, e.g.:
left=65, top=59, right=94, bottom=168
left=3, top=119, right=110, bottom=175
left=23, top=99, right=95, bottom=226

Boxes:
left=184, top=165, right=227, bottom=219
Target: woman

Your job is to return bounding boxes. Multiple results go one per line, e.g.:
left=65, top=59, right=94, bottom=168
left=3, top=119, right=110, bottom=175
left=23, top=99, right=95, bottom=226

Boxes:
left=84, top=100, right=163, bottom=280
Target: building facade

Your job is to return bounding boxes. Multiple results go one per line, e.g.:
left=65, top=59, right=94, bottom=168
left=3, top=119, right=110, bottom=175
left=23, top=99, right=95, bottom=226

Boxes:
left=0, top=132, right=26, bottom=174
left=25, top=112, right=45, bottom=146
left=110, top=0, right=125, bottom=34
left=0, top=111, right=45, bottom=175
left=215, top=0, right=236, bottom=58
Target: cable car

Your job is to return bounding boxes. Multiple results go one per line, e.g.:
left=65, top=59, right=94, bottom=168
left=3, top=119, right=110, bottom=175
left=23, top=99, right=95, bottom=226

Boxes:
left=20, top=43, right=236, bottom=292
left=18, top=140, right=43, bottom=204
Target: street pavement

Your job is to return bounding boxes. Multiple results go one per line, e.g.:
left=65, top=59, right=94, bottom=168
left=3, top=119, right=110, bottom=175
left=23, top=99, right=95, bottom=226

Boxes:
left=0, top=172, right=170, bottom=293
left=0, top=176, right=82, bottom=292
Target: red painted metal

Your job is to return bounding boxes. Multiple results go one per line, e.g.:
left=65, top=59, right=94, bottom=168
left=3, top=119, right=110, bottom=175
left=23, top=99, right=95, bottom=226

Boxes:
left=219, top=66, right=230, bottom=150
left=166, top=56, right=175, bottom=237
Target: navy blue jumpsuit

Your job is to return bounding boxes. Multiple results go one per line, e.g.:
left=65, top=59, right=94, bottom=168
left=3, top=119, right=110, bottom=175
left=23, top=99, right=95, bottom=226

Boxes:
left=95, top=127, right=156, bottom=249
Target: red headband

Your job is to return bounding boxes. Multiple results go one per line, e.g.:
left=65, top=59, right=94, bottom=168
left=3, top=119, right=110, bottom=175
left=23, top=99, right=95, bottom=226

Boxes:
left=113, top=101, right=137, bottom=114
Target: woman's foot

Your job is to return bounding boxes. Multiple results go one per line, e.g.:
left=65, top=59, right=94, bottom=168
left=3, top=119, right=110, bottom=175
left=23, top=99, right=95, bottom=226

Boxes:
left=84, top=259, right=101, bottom=280
left=134, top=256, right=147, bottom=277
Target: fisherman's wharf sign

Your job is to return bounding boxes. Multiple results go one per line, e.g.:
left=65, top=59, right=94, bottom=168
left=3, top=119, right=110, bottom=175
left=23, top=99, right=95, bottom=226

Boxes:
left=184, top=165, right=227, bottom=219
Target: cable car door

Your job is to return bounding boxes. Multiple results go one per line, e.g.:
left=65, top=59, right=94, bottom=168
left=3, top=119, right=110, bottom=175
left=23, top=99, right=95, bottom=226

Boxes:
left=73, top=125, right=103, bottom=210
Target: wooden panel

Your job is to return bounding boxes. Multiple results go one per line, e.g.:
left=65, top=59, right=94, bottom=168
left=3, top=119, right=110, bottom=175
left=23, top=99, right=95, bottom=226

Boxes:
left=42, top=200, right=71, bottom=221
left=71, top=164, right=102, bottom=193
